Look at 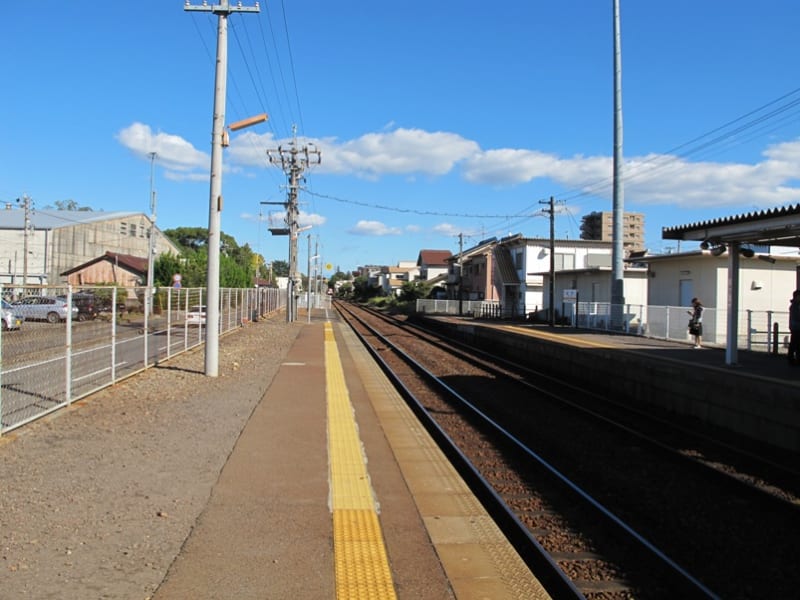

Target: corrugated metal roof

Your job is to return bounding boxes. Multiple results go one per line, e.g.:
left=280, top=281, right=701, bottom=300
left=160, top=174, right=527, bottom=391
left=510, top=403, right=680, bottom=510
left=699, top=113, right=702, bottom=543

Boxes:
left=662, top=203, right=800, bottom=247
left=0, top=209, right=142, bottom=231
left=493, top=245, right=520, bottom=284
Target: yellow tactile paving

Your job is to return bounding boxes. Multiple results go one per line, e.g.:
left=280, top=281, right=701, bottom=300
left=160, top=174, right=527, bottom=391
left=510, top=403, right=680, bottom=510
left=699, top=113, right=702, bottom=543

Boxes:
left=325, top=322, right=397, bottom=600
left=334, top=320, right=551, bottom=600
left=500, top=324, right=615, bottom=349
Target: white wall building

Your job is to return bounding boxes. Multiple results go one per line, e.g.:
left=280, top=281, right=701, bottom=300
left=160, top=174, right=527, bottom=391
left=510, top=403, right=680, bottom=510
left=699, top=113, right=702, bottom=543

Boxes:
left=496, top=235, right=615, bottom=316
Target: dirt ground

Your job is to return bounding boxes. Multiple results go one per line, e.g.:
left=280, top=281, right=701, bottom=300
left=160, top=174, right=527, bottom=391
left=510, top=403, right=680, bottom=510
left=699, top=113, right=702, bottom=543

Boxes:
left=0, top=315, right=301, bottom=599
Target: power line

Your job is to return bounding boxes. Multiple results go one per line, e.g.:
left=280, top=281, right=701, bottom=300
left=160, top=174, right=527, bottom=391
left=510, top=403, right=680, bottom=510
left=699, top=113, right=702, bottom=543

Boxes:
left=304, top=189, right=546, bottom=219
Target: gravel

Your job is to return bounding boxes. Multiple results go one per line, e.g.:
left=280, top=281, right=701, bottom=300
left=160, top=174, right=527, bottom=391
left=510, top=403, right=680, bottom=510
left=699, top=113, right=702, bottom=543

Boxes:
left=0, top=316, right=301, bottom=599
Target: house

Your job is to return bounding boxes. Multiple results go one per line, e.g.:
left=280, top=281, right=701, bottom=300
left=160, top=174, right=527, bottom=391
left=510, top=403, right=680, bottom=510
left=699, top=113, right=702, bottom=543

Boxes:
left=446, top=237, right=500, bottom=302
left=60, top=251, right=148, bottom=287
left=0, top=207, right=179, bottom=286
left=378, top=264, right=417, bottom=296
left=417, top=249, right=452, bottom=281
left=494, top=234, right=615, bottom=317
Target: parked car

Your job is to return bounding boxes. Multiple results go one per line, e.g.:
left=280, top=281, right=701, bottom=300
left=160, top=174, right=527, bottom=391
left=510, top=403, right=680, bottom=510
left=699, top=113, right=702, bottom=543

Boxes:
left=1, top=300, right=23, bottom=331
left=11, top=296, right=79, bottom=323
left=186, top=305, right=207, bottom=326
left=56, top=293, right=99, bottom=322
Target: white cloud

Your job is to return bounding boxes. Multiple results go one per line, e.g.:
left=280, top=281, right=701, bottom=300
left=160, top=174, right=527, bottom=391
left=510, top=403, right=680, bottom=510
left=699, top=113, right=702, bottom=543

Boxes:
left=298, top=211, right=327, bottom=227
left=116, top=123, right=208, bottom=174
left=349, top=220, right=403, bottom=236
left=313, top=128, right=480, bottom=178
left=121, top=121, right=800, bottom=211
left=432, top=223, right=461, bottom=237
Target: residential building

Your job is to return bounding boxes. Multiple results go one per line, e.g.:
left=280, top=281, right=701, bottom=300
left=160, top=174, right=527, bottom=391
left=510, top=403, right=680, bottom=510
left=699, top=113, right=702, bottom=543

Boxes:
left=496, top=234, right=616, bottom=317
left=580, top=211, right=645, bottom=251
left=446, top=237, right=500, bottom=302
left=417, top=249, right=452, bottom=281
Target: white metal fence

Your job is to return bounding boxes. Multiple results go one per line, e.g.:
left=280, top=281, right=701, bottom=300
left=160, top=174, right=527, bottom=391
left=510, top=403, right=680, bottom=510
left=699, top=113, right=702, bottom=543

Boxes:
left=0, top=285, right=285, bottom=434
left=415, top=299, right=792, bottom=354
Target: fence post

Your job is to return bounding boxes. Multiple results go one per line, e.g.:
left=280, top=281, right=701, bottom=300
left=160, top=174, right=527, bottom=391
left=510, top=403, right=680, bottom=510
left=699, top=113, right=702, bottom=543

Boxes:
left=66, top=284, right=73, bottom=405
left=746, top=310, right=753, bottom=352
left=772, top=321, right=780, bottom=356
left=766, top=311, right=773, bottom=354
left=0, top=284, right=3, bottom=433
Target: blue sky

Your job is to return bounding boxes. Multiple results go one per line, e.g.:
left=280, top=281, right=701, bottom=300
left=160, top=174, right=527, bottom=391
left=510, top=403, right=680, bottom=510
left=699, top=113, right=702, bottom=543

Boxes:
left=3, top=1, right=800, bottom=273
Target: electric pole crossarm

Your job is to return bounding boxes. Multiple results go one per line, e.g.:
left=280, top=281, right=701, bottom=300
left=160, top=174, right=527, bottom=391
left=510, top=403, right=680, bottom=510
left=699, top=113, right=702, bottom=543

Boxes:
left=184, top=1, right=260, bottom=15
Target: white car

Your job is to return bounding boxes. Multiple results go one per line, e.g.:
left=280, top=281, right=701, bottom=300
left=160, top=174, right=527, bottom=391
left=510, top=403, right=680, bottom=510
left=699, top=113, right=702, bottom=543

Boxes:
left=11, top=296, right=78, bottom=323
left=186, top=305, right=207, bottom=326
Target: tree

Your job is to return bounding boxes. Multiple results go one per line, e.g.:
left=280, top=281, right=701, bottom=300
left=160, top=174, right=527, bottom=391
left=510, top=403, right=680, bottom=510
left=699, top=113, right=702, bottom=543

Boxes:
left=159, top=227, right=260, bottom=288
left=352, top=276, right=382, bottom=301
left=45, top=199, right=94, bottom=211
left=398, top=280, right=432, bottom=303
left=271, top=260, right=289, bottom=277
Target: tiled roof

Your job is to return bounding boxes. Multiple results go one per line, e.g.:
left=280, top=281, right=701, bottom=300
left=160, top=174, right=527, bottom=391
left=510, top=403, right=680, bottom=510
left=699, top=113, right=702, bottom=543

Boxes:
left=60, top=251, right=148, bottom=277
left=417, top=249, right=452, bottom=267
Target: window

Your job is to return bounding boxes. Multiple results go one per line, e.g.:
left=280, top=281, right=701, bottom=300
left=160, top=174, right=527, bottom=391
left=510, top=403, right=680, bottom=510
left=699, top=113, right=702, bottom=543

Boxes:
left=129, top=224, right=137, bottom=237
left=120, top=222, right=128, bottom=235
left=555, top=253, right=575, bottom=270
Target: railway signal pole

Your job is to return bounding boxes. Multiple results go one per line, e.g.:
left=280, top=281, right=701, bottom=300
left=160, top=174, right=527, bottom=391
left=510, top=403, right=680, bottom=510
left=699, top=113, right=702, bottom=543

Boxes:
left=184, top=0, right=260, bottom=377
left=267, top=127, right=321, bottom=322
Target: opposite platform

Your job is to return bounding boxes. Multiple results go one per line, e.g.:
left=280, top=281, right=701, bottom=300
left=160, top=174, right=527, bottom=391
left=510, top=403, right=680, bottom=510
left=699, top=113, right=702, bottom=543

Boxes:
left=154, top=315, right=549, bottom=599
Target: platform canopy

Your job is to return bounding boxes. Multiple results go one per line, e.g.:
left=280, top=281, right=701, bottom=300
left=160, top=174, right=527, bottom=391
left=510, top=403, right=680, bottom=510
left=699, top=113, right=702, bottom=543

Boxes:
left=661, top=204, right=800, bottom=365
left=662, top=203, right=800, bottom=248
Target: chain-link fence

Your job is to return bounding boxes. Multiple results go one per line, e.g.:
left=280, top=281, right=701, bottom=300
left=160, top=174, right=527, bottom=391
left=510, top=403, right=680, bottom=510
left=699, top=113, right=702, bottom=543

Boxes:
left=0, top=285, right=285, bottom=434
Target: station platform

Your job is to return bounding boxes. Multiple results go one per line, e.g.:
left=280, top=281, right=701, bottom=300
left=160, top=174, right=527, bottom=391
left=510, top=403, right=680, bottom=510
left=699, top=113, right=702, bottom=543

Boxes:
left=153, top=313, right=550, bottom=599
left=418, top=315, right=800, bottom=454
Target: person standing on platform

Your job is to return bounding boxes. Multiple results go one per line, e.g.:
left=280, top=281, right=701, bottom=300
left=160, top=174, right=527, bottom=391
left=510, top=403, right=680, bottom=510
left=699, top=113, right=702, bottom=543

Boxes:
left=687, top=297, right=704, bottom=349
left=788, top=290, right=800, bottom=365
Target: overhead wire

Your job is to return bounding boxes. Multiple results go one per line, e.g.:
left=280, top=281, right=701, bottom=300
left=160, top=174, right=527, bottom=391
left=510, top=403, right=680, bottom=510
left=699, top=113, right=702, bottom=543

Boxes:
left=555, top=86, right=800, bottom=206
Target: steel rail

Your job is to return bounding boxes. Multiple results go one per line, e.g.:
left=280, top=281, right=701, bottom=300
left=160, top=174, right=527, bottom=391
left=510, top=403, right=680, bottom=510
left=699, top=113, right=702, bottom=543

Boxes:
left=336, top=301, right=720, bottom=599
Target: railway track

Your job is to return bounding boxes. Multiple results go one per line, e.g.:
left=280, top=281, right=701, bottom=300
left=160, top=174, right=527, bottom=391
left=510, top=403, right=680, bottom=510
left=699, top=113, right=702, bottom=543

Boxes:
left=335, top=300, right=800, bottom=600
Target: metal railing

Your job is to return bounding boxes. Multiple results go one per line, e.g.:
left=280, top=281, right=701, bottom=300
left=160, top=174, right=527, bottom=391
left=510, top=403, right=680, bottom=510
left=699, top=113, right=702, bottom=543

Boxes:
left=0, top=285, right=285, bottom=434
left=414, top=299, right=792, bottom=354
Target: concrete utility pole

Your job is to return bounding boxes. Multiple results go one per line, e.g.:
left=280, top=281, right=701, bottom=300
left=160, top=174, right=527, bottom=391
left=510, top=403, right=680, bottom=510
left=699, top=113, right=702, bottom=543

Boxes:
left=16, top=194, right=33, bottom=288
left=611, top=0, right=626, bottom=328
left=184, top=0, right=260, bottom=377
left=540, top=196, right=562, bottom=327
left=146, top=152, right=157, bottom=317
left=457, top=233, right=464, bottom=316
left=267, top=126, right=321, bottom=322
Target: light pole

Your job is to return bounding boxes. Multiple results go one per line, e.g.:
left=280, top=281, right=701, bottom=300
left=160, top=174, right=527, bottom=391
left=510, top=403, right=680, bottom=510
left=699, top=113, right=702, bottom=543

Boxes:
left=146, top=152, right=157, bottom=316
